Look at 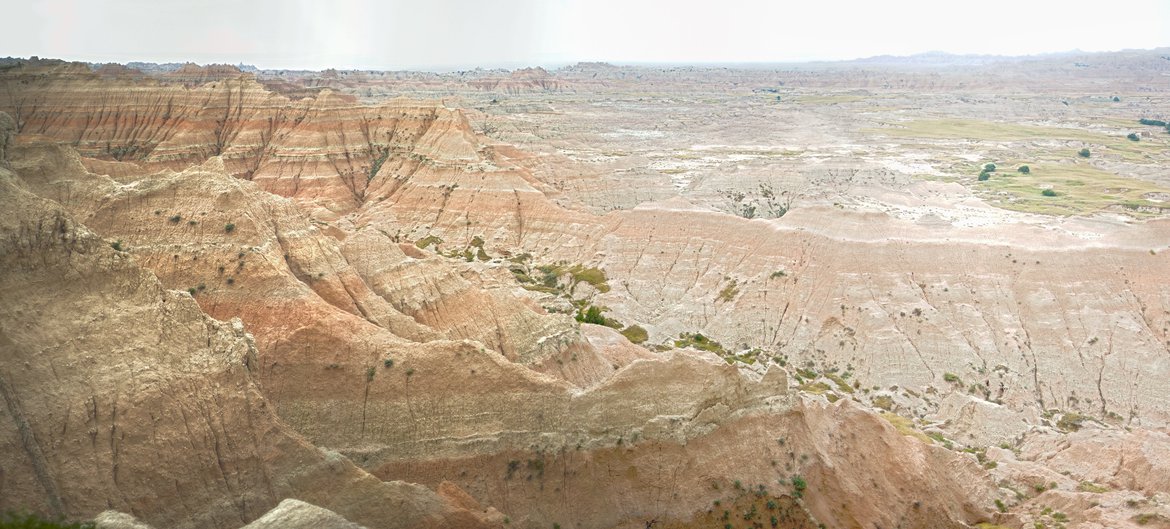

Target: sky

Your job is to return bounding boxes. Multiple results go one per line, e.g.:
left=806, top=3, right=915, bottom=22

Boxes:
left=3, top=0, right=1169, bottom=71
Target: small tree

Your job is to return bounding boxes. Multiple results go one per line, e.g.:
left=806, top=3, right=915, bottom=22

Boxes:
left=1112, top=96, right=1121, bottom=102
left=224, top=223, right=236, bottom=233
left=576, top=305, right=607, bottom=325
left=1018, top=165, right=1030, bottom=174
left=1127, top=132, right=1140, bottom=142
left=977, top=172, right=990, bottom=181
left=1041, top=189, right=1057, bottom=197
left=1078, top=148, right=1091, bottom=158
left=983, top=163, right=996, bottom=172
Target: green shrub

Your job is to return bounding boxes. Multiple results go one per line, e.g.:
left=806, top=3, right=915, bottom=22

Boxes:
left=0, top=512, right=94, bottom=529
left=1138, top=118, right=1166, bottom=127
left=1127, top=132, right=1140, bottom=142
left=977, top=171, right=990, bottom=181
left=365, top=367, right=376, bottom=382
left=674, top=332, right=726, bottom=354
left=943, top=372, right=960, bottom=383
left=169, top=214, right=182, bottom=223
left=576, top=305, right=608, bottom=325
left=791, top=475, right=807, bottom=498
left=1018, top=165, right=1030, bottom=174
left=983, top=163, right=996, bottom=172
left=110, top=240, right=123, bottom=251
left=1041, top=188, right=1058, bottom=197
left=1078, top=148, right=1091, bottom=158
left=383, top=358, right=394, bottom=368
left=620, top=325, right=648, bottom=344
left=224, top=223, right=235, bottom=233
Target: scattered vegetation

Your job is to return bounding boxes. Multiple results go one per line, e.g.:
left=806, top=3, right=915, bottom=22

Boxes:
left=415, top=235, right=443, bottom=249
left=674, top=332, right=726, bottom=354
left=368, top=148, right=389, bottom=181
left=575, top=305, right=619, bottom=328
left=720, top=183, right=794, bottom=219
left=717, top=279, right=740, bottom=302
left=789, top=476, right=806, bottom=499
left=1056, top=412, right=1087, bottom=432
left=1134, top=513, right=1170, bottom=526
left=880, top=412, right=933, bottom=444
left=1076, top=481, right=1109, bottom=493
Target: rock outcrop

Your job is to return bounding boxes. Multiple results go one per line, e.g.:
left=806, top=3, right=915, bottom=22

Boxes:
left=0, top=148, right=495, bottom=528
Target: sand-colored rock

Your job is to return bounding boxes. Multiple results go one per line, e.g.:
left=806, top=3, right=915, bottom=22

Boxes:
left=0, top=160, right=493, bottom=529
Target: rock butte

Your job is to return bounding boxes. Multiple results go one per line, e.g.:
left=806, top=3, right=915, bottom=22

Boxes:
left=0, top=52, right=1168, bottom=528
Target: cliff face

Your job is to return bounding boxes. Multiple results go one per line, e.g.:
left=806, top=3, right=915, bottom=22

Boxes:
left=0, top=61, right=480, bottom=218
left=0, top=153, right=494, bottom=529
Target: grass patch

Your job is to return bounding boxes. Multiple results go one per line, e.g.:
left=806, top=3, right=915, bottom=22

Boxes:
left=871, top=118, right=1168, bottom=163
left=825, top=373, right=854, bottom=393
left=674, top=332, right=726, bottom=354
left=1077, top=481, right=1110, bottom=493
left=974, top=162, right=1170, bottom=217
left=620, top=325, right=648, bottom=344
left=415, top=235, right=443, bottom=249
left=1057, top=412, right=1088, bottom=432
left=880, top=412, right=933, bottom=444
left=535, top=263, right=612, bottom=293
left=799, top=381, right=832, bottom=394
left=717, top=279, right=740, bottom=302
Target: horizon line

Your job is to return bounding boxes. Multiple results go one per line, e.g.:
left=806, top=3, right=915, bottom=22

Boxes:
left=7, top=46, right=1169, bottom=74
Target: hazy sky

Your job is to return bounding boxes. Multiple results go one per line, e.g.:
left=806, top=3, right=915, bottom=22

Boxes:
left=3, top=0, right=1169, bottom=70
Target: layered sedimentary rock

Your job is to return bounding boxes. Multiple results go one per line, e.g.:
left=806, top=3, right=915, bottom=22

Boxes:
left=4, top=51, right=1169, bottom=529
left=0, top=60, right=482, bottom=218
left=0, top=148, right=495, bottom=529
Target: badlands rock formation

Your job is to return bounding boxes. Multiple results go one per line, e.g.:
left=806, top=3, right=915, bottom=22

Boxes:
left=0, top=135, right=495, bottom=529
left=0, top=49, right=1168, bottom=529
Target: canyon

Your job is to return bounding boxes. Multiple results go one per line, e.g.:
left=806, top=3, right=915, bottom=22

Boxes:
left=0, top=50, right=1168, bottom=529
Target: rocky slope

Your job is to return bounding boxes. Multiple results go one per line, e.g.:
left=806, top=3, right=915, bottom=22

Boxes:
left=3, top=51, right=1169, bottom=529
left=0, top=134, right=496, bottom=529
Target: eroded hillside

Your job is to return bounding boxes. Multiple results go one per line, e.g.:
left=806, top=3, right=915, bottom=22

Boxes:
left=1, top=52, right=1169, bottom=529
